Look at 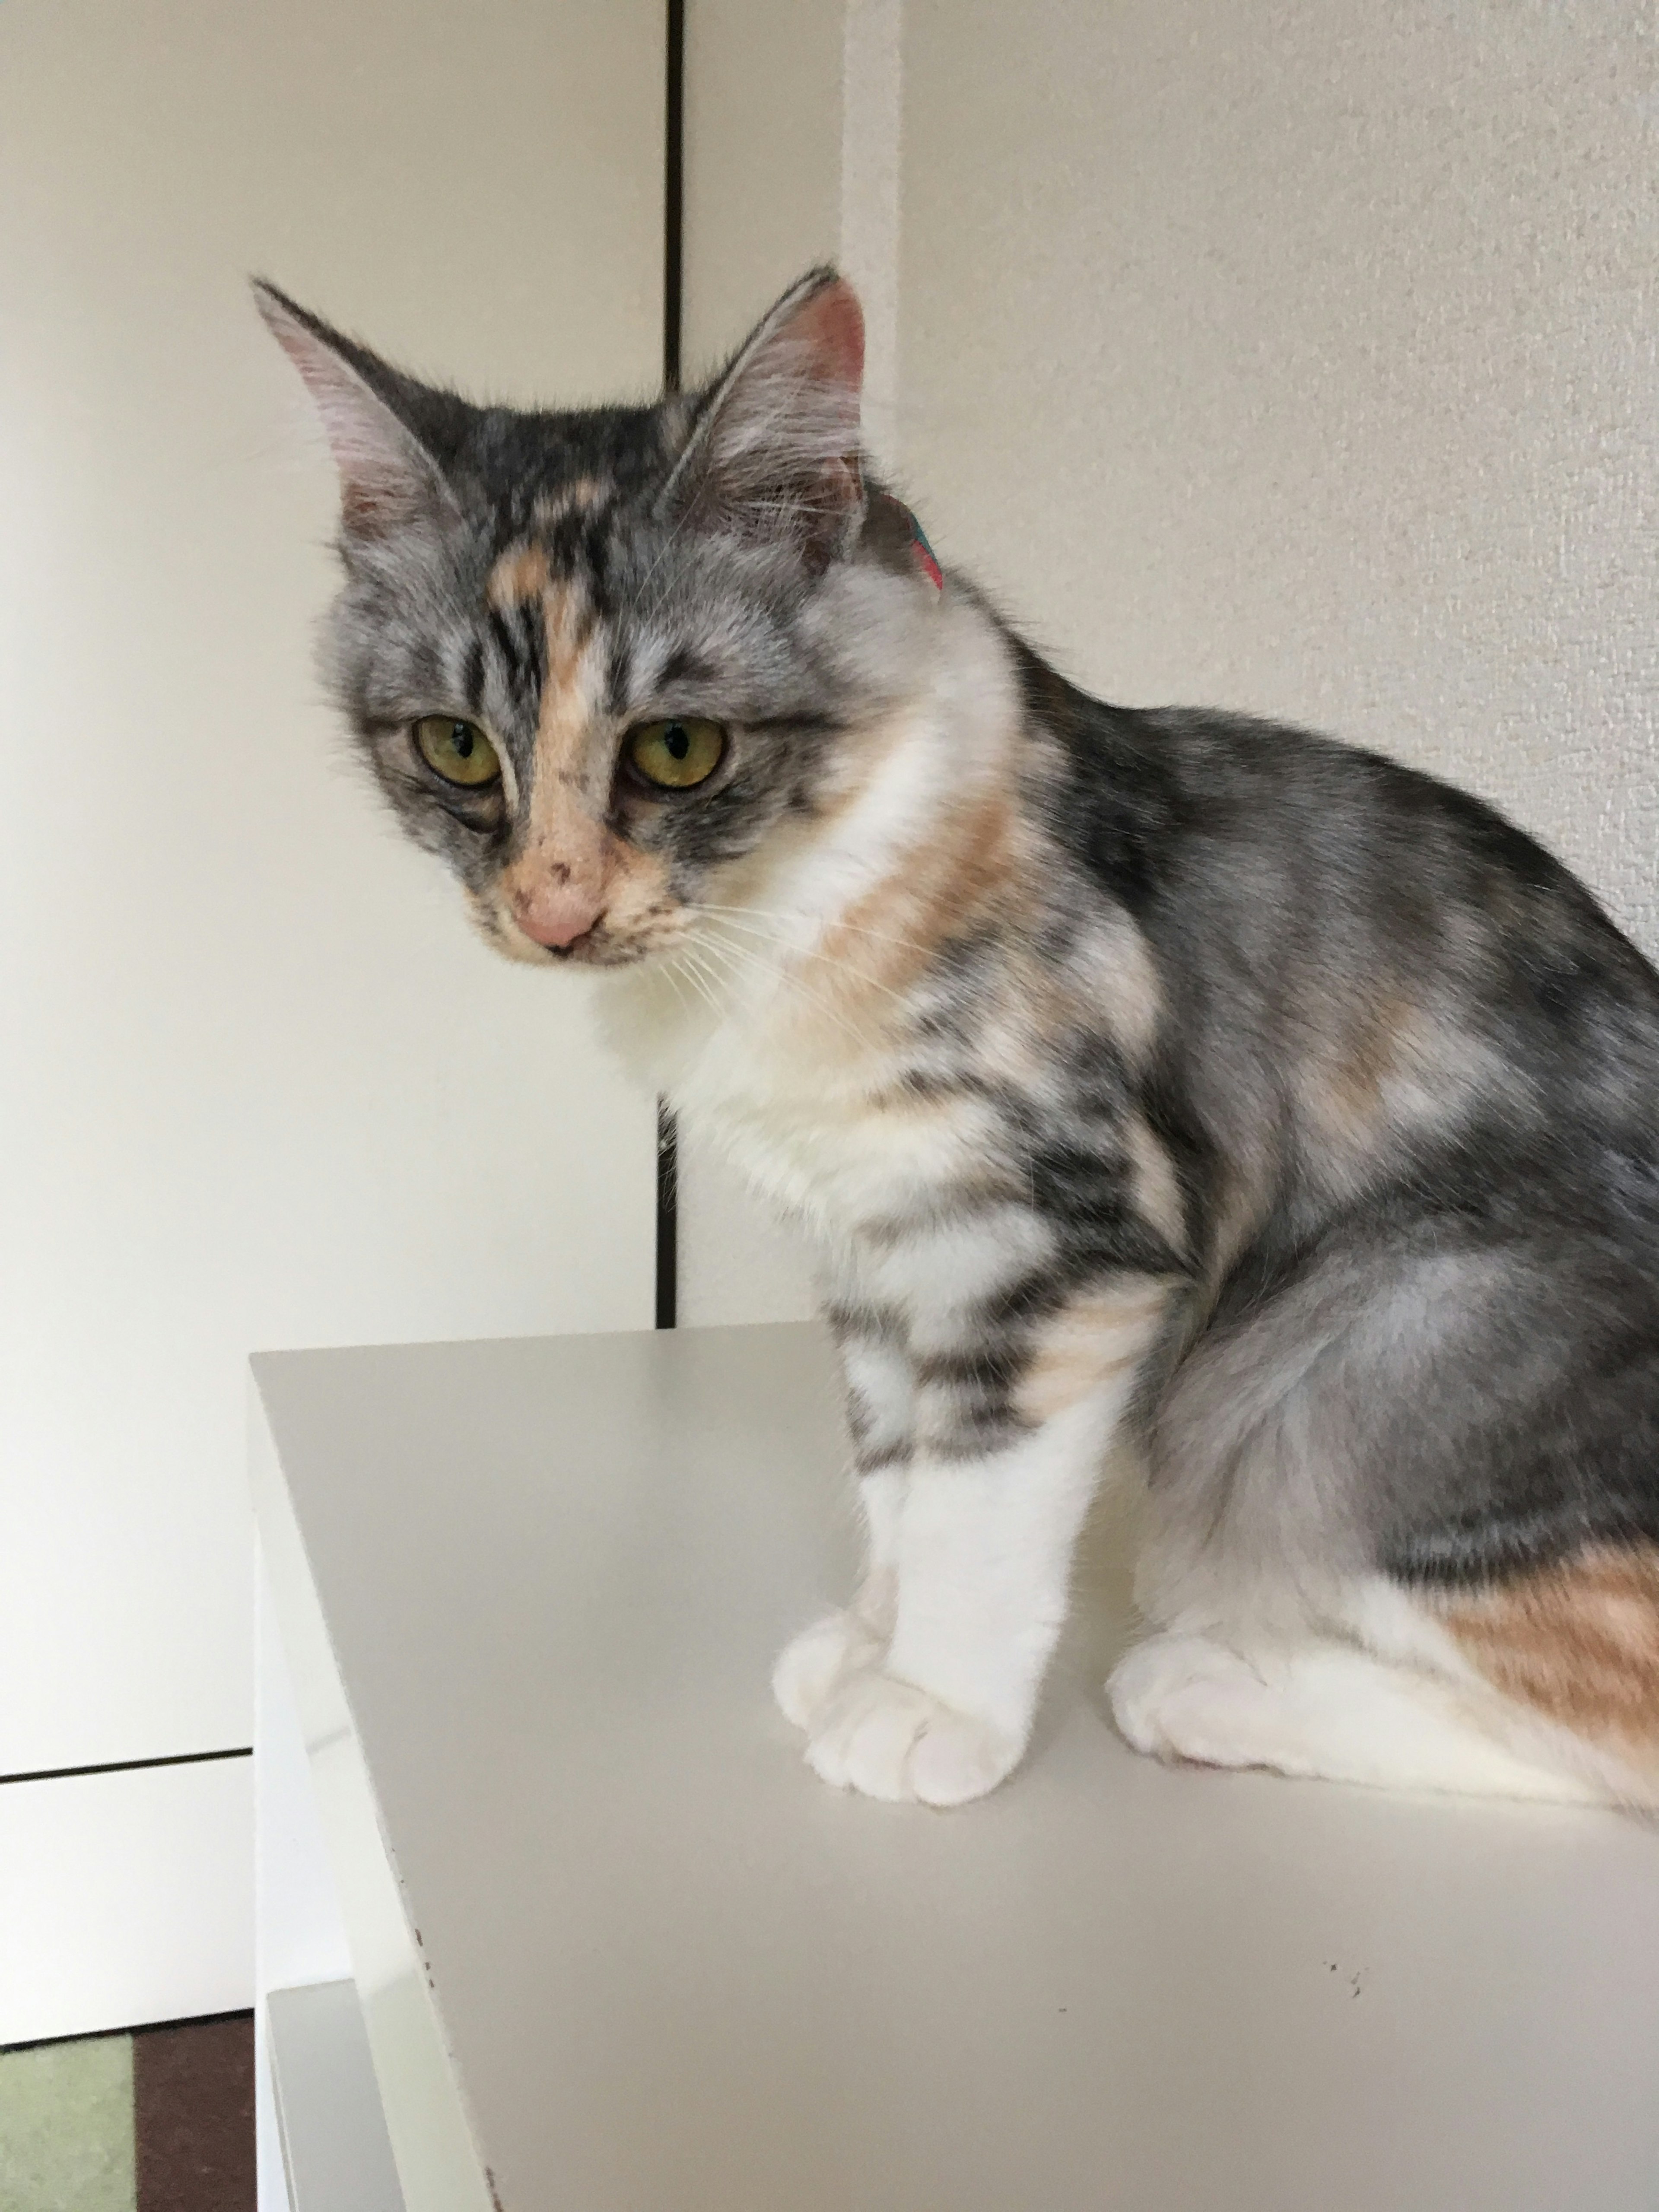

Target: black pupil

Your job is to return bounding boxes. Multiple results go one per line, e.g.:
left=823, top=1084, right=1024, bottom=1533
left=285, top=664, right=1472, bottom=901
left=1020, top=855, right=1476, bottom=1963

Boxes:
left=452, top=723, right=474, bottom=758
left=664, top=723, right=690, bottom=760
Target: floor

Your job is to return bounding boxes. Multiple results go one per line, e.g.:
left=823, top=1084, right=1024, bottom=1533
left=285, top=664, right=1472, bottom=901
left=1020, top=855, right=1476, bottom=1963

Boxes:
left=0, top=2013, right=254, bottom=2212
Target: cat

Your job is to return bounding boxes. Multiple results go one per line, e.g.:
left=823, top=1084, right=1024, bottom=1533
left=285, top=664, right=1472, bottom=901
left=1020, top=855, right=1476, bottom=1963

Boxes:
left=258, top=267, right=1659, bottom=1812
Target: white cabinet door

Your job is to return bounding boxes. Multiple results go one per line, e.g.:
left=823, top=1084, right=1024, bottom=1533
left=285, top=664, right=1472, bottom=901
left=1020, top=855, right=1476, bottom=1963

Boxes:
left=0, top=0, right=663, bottom=2036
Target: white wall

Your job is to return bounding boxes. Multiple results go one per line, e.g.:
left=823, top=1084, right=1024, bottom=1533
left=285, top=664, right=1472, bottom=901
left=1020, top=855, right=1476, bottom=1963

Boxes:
left=898, top=0, right=1659, bottom=953
left=0, top=0, right=662, bottom=2034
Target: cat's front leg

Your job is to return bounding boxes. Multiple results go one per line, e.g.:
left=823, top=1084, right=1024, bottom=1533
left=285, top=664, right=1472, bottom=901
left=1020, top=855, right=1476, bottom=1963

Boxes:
left=773, top=1326, right=913, bottom=1729
left=802, top=1274, right=1172, bottom=1807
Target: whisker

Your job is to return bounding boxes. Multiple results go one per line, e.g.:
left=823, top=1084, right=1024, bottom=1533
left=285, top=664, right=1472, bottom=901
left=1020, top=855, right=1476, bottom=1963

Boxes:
left=696, top=900, right=943, bottom=962
left=698, top=921, right=901, bottom=1031
left=676, top=944, right=728, bottom=1020
left=697, top=910, right=915, bottom=1014
left=695, top=922, right=892, bottom=1055
left=658, top=933, right=727, bottom=1023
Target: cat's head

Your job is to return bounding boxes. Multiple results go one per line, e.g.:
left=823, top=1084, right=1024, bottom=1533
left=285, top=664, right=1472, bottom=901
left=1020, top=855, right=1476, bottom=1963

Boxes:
left=257, top=270, right=939, bottom=969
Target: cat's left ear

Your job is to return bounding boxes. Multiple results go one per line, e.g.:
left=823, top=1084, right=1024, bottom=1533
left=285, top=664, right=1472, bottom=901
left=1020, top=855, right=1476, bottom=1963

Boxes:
left=252, top=280, right=458, bottom=540
left=665, top=268, right=865, bottom=566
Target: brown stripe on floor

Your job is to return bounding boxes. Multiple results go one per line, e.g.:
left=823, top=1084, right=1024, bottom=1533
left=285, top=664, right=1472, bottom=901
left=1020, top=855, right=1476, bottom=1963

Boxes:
left=133, top=2013, right=254, bottom=2212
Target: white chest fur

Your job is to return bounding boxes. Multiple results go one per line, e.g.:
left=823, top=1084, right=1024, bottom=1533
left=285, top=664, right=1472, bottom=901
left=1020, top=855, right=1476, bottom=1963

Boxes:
left=601, top=601, right=1021, bottom=1246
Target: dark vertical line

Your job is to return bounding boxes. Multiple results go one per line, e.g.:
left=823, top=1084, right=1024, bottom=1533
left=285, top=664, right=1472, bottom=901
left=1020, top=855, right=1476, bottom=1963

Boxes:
left=664, top=0, right=684, bottom=394
left=655, top=0, right=685, bottom=1330
left=655, top=1099, right=679, bottom=1331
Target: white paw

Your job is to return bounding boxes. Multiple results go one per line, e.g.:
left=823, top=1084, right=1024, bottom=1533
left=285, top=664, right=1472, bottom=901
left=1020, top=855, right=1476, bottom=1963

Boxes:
left=1108, top=1633, right=1284, bottom=1771
left=804, top=1670, right=1022, bottom=1806
left=772, top=1610, right=886, bottom=1732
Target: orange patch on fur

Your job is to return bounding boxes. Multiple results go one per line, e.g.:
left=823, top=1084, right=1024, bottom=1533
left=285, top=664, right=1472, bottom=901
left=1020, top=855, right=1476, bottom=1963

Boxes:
left=513, top=577, right=602, bottom=812
left=1125, top=1115, right=1187, bottom=1257
left=1438, top=1548, right=1659, bottom=1767
left=1300, top=987, right=1414, bottom=1148
left=541, top=578, right=594, bottom=703
left=534, top=476, right=607, bottom=524
left=1017, top=1282, right=1170, bottom=1424
left=821, top=782, right=1019, bottom=1004
left=1098, top=920, right=1164, bottom=1066
left=486, top=542, right=550, bottom=610
left=590, top=840, right=677, bottom=955
left=493, top=577, right=671, bottom=955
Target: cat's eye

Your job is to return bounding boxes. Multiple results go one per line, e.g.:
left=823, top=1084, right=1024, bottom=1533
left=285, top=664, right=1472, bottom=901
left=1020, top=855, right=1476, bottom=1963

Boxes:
left=413, top=715, right=501, bottom=788
left=626, top=718, right=726, bottom=791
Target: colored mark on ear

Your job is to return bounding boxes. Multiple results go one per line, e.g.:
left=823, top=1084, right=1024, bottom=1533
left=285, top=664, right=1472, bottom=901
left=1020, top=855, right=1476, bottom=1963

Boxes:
left=906, top=508, right=944, bottom=591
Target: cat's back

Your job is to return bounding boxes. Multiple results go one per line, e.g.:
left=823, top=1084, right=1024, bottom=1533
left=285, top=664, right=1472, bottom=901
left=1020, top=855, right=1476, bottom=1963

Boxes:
left=1035, top=674, right=1659, bottom=1038
left=1017, top=662, right=1659, bottom=1245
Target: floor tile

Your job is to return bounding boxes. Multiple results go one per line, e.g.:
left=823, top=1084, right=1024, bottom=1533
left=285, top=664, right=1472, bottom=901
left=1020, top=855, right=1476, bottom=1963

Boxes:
left=134, top=2014, right=253, bottom=2212
left=0, top=2033, right=136, bottom=2212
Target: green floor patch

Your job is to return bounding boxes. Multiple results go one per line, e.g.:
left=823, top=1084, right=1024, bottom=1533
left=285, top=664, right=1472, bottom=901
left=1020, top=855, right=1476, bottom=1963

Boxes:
left=0, top=2034, right=135, bottom=2212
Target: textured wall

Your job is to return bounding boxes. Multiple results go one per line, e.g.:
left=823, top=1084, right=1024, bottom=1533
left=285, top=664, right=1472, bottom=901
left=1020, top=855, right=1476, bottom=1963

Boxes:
left=680, top=0, right=1659, bottom=1322
left=900, top=0, right=1659, bottom=952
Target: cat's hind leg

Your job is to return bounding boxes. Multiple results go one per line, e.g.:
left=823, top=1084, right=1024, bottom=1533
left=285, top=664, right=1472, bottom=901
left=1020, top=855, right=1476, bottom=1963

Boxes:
left=1427, top=1546, right=1659, bottom=1810
left=1107, top=1619, right=1612, bottom=1804
left=1122, top=1229, right=1659, bottom=1807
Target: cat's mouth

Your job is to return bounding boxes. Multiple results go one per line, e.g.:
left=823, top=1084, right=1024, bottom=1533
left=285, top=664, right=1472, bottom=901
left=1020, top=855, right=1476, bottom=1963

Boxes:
left=468, top=888, right=690, bottom=972
left=504, top=928, right=662, bottom=970
left=547, top=930, right=662, bottom=969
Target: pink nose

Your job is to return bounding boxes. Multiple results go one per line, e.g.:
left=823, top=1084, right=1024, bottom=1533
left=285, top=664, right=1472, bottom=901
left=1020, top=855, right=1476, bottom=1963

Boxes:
left=510, top=883, right=604, bottom=949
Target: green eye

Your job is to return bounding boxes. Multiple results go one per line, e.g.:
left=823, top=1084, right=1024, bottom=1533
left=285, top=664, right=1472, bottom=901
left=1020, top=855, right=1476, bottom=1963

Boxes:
left=626, top=718, right=726, bottom=790
left=413, top=715, right=501, bottom=788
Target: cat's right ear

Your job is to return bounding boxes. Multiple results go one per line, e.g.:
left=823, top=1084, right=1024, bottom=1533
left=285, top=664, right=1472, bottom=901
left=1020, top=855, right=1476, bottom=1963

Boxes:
left=252, top=281, right=455, bottom=540
left=664, top=268, right=866, bottom=566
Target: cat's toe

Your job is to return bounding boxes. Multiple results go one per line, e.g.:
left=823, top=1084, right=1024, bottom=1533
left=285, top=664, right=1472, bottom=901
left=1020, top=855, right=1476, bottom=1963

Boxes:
left=806, top=1672, right=931, bottom=1798
left=805, top=1671, right=1020, bottom=1805
left=772, top=1609, right=885, bottom=1732
left=906, top=1706, right=1024, bottom=1806
left=1107, top=1633, right=1271, bottom=1767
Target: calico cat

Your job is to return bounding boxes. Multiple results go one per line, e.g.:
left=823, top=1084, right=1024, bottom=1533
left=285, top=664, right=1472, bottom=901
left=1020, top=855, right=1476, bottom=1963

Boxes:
left=259, top=267, right=1659, bottom=1811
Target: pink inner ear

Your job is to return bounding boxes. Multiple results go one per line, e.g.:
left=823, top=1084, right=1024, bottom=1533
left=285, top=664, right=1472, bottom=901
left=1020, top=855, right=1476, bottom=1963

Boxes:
left=792, top=278, right=865, bottom=395
left=256, top=286, right=442, bottom=536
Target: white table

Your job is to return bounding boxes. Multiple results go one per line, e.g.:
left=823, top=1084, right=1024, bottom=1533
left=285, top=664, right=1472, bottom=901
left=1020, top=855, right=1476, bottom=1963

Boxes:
left=251, top=1322, right=1659, bottom=2212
